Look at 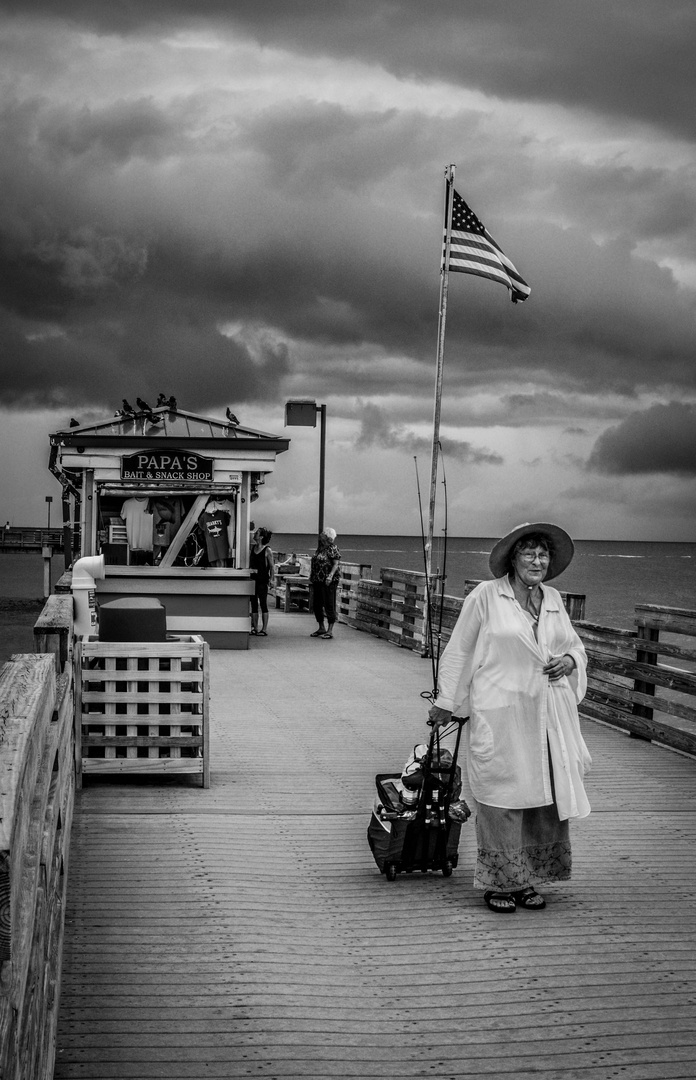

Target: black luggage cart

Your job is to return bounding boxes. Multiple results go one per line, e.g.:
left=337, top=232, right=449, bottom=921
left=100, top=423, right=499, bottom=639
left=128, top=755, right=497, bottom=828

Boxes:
left=367, top=717, right=470, bottom=881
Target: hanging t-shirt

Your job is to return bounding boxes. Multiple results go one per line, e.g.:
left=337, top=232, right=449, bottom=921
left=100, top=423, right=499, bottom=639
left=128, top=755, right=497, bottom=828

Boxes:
left=120, top=498, right=154, bottom=551
left=207, top=497, right=236, bottom=552
left=199, top=509, right=231, bottom=563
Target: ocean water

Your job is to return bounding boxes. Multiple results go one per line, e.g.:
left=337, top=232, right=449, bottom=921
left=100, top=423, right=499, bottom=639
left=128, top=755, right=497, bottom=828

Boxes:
left=1, top=539, right=694, bottom=664
left=272, top=535, right=695, bottom=630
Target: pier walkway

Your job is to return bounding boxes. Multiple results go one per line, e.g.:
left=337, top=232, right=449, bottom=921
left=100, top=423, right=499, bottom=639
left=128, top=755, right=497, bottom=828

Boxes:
left=54, top=613, right=696, bottom=1079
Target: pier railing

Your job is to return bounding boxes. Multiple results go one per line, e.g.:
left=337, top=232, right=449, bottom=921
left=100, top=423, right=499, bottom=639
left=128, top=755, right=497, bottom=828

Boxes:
left=0, top=601, right=75, bottom=1080
left=0, top=528, right=66, bottom=553
left=338, top=569, right=586, bottom=653
left=576, top=604, right=696, bottom=757
left=338, top=573, right=695, bottom=758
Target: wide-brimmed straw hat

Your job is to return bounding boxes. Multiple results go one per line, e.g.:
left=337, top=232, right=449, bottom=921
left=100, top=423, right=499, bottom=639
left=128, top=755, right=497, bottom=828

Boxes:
left=489, top=522, right=574, bottom=582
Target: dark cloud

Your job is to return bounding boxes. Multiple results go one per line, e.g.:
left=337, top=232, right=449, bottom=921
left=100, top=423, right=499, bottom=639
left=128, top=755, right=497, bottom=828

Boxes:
left=587, top=402, right=696, bottom=476
left=44, top=99, right=180, bottom=164
left=0, top=288, right=291, bottom=412
left=354, top=403, right=503, bottom=465
left=2, top=1, right=694, bottom=141
left=0, top=4, right=694, bottom=425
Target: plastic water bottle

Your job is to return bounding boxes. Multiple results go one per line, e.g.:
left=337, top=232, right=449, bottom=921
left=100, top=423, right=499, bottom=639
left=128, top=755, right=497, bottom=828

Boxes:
left=401, top=786, right=418, bottom=809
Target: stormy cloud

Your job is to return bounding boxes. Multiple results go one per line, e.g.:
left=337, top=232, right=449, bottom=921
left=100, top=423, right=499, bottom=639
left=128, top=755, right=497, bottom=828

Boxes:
left=0, top=0, right=694, bottom=536
left=588, top=402, right=696, bottom=477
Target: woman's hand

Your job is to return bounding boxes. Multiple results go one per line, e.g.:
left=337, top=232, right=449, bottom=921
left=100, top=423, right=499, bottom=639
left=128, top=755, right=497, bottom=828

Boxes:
left=428, top=704, right=452, bottom=729
left=543, top=654, right=575, bottom=681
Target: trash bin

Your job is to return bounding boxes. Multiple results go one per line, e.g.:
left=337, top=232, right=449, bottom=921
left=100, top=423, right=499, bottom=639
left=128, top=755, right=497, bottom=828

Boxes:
left=98, top=597, right=167, bottom=642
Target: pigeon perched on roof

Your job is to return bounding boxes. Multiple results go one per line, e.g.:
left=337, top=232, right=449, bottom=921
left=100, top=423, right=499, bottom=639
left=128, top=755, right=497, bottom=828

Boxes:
left=167, top=396, right=177, bottom=410
left=69, top=417, right=80, bottom=427
left=226, top=408, right=239, bottom=425
left=136, top=397, right=152, bottom=413
left=156, top=393, right=168, bottom=406
left=122, top=399, right=135, bottom=416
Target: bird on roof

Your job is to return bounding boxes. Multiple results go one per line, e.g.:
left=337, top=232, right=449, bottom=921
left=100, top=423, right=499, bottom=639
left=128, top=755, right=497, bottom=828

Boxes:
left=122, top=399, right=135, bottom=416
left=226, top=408, right=239, bottom=425
left=136, top=397, right=152, bottom=414
left=167, top=395, right=177, bottom=410
left=69, top=417, right=80, bottom=427
left=156, top=393, right=168, bottom=407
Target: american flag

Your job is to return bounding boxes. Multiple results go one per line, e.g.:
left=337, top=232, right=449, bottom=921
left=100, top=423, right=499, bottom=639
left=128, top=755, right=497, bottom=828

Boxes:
left=444, top=189, right=530, bottom=303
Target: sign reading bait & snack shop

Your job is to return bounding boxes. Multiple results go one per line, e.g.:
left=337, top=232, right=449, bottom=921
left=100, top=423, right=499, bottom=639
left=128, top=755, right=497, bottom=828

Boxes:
left=121, top=450, right=215, bottom=482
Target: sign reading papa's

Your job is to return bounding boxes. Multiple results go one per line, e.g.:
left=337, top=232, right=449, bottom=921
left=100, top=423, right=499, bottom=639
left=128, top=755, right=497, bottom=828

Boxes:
left=121, top=449, right=214, bottom=482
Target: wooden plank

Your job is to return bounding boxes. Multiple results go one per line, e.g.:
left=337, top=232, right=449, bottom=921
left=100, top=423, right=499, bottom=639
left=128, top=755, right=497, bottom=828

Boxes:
left=80, top=691, right=203, bottom=705
left=579, top=699, right=696, bottom=754
left=157, top=493, right=210, bottom=568
left=380, top=566, right=429, bottom=587
left=635, top=606, right=696, bottom=636
left=580, top=626, right=695, bottom=664
left=585, top=683, right=696, bottom=724
left=584, top=652, right=696, bottom=695
left=0, top=654, right=56, bottom=850
left=33, top=594, right=74, bottom=673
left=81, top=757, right=203, bottom=775
left=82, top=735, right=203, bottom=748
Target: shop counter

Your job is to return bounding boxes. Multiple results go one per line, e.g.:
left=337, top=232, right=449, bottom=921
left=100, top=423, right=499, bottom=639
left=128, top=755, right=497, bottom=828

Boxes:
left=95, top=566, right=252, bottom=649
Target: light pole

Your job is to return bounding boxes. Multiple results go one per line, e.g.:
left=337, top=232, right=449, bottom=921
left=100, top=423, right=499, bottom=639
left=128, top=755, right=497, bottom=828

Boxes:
left=285, top=400, right=327, bottom=535
left=45, top=495, right=53, bottom=529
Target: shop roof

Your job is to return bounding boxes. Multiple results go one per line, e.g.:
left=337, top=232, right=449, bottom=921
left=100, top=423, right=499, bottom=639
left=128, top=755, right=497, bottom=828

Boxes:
left=51, top=406, right=289, bottom=452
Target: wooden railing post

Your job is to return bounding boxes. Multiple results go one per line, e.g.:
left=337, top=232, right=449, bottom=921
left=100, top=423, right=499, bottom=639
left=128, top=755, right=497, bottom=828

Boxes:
left=631, top=623, right=659, bottom=738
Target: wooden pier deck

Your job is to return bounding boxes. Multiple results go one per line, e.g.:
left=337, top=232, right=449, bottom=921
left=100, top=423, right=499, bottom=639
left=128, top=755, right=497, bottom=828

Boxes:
left=54, top=613, right=696, bottom=1080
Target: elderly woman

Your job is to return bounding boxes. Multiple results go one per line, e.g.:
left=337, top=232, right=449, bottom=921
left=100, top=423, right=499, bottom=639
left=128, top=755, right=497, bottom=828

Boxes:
left=309, top=528, right=341, bottom=639
left=428, top=522, right=591, bottom=913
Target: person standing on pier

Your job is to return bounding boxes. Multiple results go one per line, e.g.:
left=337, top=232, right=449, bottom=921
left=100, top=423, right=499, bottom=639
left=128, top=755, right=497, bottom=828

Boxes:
left=429, top=522, right=591, bottom=913
left=309, top=528, right=341, bottom=639
left=249, top=527, right=274, bottom=636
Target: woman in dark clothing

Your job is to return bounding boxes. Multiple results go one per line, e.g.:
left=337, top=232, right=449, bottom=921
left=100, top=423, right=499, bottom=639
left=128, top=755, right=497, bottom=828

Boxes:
left=309, top=528, right=341, bottom=639
left=249, top=527, right=274, bottom=636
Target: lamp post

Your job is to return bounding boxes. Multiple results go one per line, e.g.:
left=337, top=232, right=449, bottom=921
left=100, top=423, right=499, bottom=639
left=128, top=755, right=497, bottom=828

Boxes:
left=45, top=495, right=53, bottom=529
left=285, top=400, right=327, bottom=535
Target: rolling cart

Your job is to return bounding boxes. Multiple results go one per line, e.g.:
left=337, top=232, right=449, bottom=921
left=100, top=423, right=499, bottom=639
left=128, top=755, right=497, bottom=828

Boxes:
left=367, top=717, right=470, bottom=881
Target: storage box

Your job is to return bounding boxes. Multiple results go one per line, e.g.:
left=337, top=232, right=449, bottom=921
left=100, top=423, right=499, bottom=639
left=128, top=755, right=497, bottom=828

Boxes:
left=75, top=634, right=209, bottom=787
left=98, top=597, right=167, bottom=642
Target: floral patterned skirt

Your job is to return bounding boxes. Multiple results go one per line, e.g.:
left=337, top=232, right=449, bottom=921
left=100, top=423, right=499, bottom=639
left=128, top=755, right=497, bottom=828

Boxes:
left=473, top=800, right=571, bottom=891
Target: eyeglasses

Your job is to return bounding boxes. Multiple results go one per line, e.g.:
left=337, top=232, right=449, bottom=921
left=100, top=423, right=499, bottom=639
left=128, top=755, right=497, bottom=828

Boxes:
left=518, top=550, right=550, bottom=563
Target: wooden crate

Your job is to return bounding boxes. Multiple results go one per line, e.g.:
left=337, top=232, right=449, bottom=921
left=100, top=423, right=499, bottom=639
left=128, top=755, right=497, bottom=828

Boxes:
left=75, top=635, right=210, bottom=787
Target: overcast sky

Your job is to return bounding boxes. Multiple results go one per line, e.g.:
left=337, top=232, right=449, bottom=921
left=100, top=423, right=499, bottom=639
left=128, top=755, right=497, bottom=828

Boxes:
left=1, top=1, right=695, bottom=539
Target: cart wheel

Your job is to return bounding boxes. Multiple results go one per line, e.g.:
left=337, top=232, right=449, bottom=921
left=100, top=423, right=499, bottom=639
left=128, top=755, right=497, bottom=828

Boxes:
left=385, top=862, right=398, bottom=882
left=441, top=860, right=454, bottom=877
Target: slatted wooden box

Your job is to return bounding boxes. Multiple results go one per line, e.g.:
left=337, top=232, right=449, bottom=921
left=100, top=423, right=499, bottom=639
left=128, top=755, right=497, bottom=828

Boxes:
left=75, top=635, right=210, bottom=787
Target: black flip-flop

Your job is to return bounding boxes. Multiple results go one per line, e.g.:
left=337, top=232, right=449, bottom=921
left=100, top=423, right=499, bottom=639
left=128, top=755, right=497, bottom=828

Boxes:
left=310, top=629, right=325, bottom=637
left=512, top=888, right=546, bottom=909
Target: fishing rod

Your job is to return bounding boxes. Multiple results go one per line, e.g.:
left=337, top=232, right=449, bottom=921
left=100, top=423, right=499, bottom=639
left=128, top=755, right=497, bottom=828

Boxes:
left=414, top=456, right=437, bottom=694
left=433, top=441, right=449, bottom=686
left=417, top=443, right=451, bottom=707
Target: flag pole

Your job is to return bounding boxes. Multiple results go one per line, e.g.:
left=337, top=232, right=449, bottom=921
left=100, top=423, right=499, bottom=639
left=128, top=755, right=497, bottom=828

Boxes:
left=426, top=164, right=456, bottom=584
